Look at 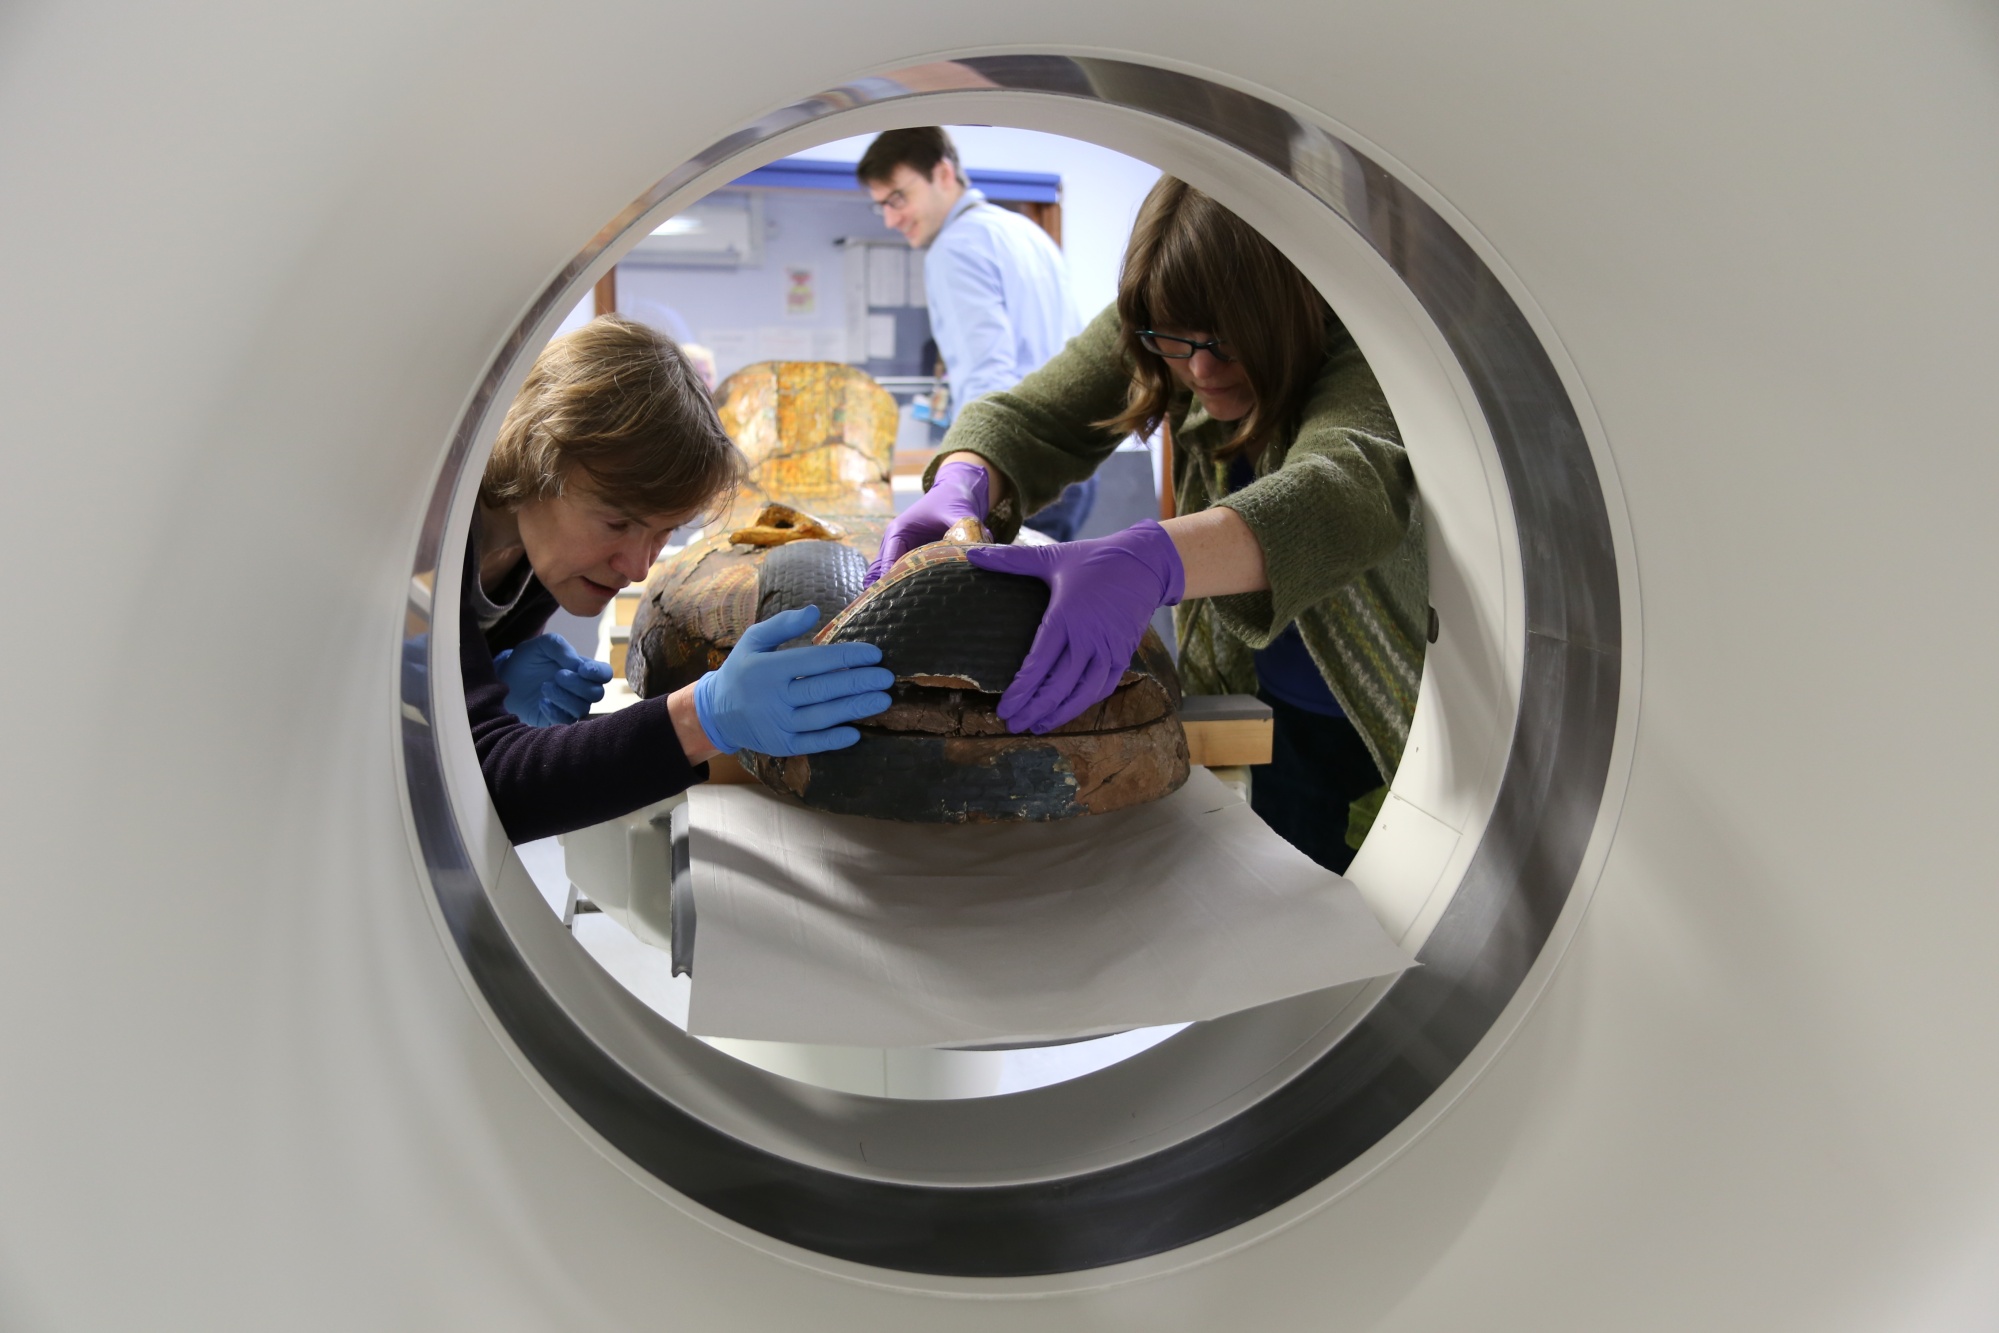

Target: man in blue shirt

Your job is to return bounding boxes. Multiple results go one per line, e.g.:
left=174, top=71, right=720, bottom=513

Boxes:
left=857, top=128, right=1095, bottom=538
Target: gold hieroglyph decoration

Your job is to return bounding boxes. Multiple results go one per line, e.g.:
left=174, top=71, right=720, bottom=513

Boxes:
left=712, top=361, right=896, bottom=526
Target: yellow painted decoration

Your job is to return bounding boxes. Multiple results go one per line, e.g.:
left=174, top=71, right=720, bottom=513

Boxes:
left=713, top=361, right=897, bottom=526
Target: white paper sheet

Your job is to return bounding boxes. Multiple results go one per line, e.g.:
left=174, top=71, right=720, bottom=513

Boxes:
left=685, top=768, right=1414, bottom=1048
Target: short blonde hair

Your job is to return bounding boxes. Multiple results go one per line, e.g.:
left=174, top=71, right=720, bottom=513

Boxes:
left=479, top=315, right=743, bottom=518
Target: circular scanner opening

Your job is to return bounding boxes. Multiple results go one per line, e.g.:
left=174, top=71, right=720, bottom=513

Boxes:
left=400, top=56, right=1622, bottom=1278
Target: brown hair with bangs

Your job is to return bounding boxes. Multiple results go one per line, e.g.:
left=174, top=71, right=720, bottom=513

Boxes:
left=480, top=315, right=744, bottom=520
left=1100, top=178, right=1333, bottom=461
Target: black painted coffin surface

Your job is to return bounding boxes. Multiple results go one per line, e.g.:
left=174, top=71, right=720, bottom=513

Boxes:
left=740, top=541, right=1189, bottom=822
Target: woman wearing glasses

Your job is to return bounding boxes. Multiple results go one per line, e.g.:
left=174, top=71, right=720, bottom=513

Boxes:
left=866, top=176, right=1427, bottom=873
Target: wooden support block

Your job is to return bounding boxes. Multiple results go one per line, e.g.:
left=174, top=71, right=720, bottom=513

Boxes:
left=893, top=449, right=939, bottom=476
left=706, top=752, right=757, bottom=784
left=612, top=589, right=642, bottom=628
left=1184, top=718, right=1274, bottom=767
left=1180, top=694, right=1275, bottom=767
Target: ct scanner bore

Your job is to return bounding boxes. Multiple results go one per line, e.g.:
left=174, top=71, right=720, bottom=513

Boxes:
left=405, top=56, right=1621, bottom=1276
left=7, top=3, right=1997, bottom=1328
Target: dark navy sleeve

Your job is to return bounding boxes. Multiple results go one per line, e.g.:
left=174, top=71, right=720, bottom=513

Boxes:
left=460, top=560, right=707, bottom=842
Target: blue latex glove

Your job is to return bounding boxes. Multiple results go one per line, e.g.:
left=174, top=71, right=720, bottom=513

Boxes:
left=965, top=521, right=1186, bottom=735
left=493, top=633, right=615, bottom=727
left=693, top=606, right=895, bottom=755
left=864, top=459, right=989, bottom=586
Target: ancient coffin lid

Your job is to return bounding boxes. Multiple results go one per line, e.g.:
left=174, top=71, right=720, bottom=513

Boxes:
left=627, top=502, right=878, bottom=696
left=747, top=539, right=1190, bottom=822
left=711, top=362, right=897, bottom=526
left=813, top=542, right=1050, bottom=693
left=813, top=540, right=1172, bottom=698
left=754, top=538, right=867, bottom=648
left=738, top=717, right=1189, bottom=823
left=730, top=504, right=848, bottom=547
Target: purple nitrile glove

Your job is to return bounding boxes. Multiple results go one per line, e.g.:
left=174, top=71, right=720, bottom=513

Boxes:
left=965, top=520, right=1186, bottom=735
left=864, top=459, right=989, bottom=586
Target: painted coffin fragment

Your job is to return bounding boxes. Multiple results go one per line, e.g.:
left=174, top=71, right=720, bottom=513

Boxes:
left=627, top=361, right=894, bottom=696
left=628, top=360, right=1189, bottom=822
left=737, top=541, right=1190, bottom=822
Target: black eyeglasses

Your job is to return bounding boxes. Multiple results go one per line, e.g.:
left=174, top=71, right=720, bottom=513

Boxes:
left=868, top=189, right=909, bottom=217
left=1137, top=330, right=1236, bottom=362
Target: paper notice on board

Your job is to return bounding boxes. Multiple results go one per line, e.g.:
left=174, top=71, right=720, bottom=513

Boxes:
left=866, top=313, right=898, bottom=361
left=867, top=245, right=907, bottom=307
left=784, top=266, right=816, bottom=317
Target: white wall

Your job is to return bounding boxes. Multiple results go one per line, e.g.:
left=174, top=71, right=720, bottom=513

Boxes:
left=618, top=189, right=876, bottom=380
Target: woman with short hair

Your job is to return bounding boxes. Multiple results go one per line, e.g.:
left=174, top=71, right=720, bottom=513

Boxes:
left=463, top=315, right=891, bottom=843
left=870, top=179, right=1428, bottom=871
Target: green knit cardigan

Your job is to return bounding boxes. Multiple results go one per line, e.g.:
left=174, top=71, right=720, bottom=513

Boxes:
left=928, top=305, right=1430, bottom=779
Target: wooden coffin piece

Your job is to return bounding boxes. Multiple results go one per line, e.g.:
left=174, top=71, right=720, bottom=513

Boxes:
left=739, top=719, right=1190, bottom=823
left=729, top=503, right=848, bottom=547
left=738, top=541, right=1190, bottom=823
left=817, top=542, right=1050, bottom=692
left=710, top=361, right=897, bottom=527
left=630, top=360, right=1188, bottom=822
left=627, top=504, right=872, bottom=696
left=626, top=536, right=760, bottom=697
left=753, top=538, right=867, bottom=647
left=630, top=358, right=896, bottom=697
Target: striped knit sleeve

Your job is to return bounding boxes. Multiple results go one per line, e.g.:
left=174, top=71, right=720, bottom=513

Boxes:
left=1207, top=340, right=1416, bottom=646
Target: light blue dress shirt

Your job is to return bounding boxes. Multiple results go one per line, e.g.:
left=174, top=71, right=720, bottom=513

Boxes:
left=923, top=188, right=1082, bottom=424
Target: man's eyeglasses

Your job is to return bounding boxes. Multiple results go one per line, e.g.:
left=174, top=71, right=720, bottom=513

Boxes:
left=1137, top=330, right=1236, bottom=362
left=869, top=189, right=909, bottom=217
